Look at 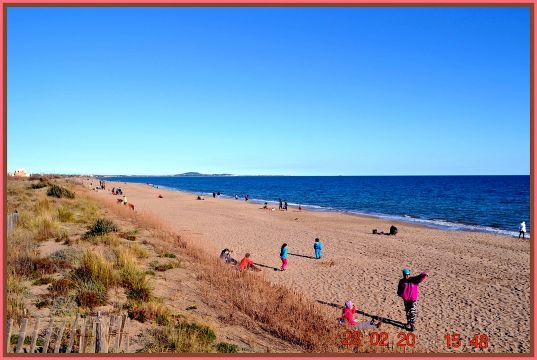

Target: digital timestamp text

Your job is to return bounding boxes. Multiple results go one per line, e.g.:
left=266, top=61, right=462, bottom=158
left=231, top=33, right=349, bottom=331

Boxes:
left=340, top=331, right=490, bottom=350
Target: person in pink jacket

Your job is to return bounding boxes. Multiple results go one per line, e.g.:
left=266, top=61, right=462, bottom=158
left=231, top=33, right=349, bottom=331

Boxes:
left=339, top=300, right=383, bottom=329
left=397, top=268, right=428, bottom=331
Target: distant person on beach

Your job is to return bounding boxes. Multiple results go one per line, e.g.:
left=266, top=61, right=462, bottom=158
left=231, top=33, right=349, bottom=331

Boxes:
left=263, top=202, right=268, bottom=209
left=280, top=243, right=288, bottom=271
left=284, top=201, right=288, bottom=211
left=197, top=195, right=204, bottom=200
left=279, top=198, right=283, bottom=210
left=239, top=253, right=259, bottom=271
left=217, top=192, right=220, bottom=196
left=298, top=205, right=302, bottom=211
left=245, top=194, right=249, bottom=201
left=235, top=195, right=239, bottom=200
left=213, top=192, right=216, bottom=198
left=123, top=195, right=128, bottom=205
left=314, top=238, right=323, bottom=259
left=519, top=221, right=526, bottom=239
left=220, top=248, right=238, bottom=265
left=397, top=268, right=428, bottom=332
left=390, top=225, right=398, bottom=235
left=339, top=300, right=383, bottom=330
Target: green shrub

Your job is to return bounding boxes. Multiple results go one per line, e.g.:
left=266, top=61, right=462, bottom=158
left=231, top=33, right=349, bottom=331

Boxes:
left=47, top=184, right=75, bottom=199
left=33, top=276, right=54, bottom=286
left=76, top=281, right=107, bottom=308
left=215, top=342, right=239, bottom=353
left=84, top=218, right=119, bottom=238
left=160, top=252, right=177, bottom=259
left=144, top=322, right=217, bottom=353
left=30, top=182, right=48, bottom=190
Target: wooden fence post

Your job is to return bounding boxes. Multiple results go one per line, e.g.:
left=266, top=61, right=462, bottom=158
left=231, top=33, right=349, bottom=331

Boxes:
left=53, top=320, right=66, bottom=353
left=95, top=315, right=103, bottom=353
left=124, top=317, right=130, bottom=353
left=6, top=319, right=13, bottom=353
left=66, top=314, right=79, bottom=353
left=90, top=317, right=97, bottom=353
left=29, top=317, right=42, bottom=353
left=15, top=318, right=28, bottom=353
left=41, top=318, right=55, bottom=353
left=114, top=315, right=124, bottom=353
left=79, top=317, right=86, bottom=354
left=118, top=314, right=126, bottom=351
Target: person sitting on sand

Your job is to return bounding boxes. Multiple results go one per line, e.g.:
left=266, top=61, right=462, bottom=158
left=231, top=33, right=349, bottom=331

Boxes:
left=239, top=253, right=259, bottom=271
left=390, top=225, right=398, bottom=235
left=339, top=300, right=383, bottom=330
left=197, top=195, right=204, bottom=200
left=263, top=202, right=268, bottom=209
left=280, top=243, right=288, bottom=271
left=314, top=238, right=323, bottom=259
left=397, top=268, right=428, bottom=332
left=220, top=248, right=238, bottom=265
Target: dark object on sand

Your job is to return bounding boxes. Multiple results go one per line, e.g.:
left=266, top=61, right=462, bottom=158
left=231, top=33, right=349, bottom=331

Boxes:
left=158, top=194, right=163, bottom=198
left=373, top=226, right=398, bottom=236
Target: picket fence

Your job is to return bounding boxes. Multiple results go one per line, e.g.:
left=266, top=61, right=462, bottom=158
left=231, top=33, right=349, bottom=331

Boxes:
left=6, top=313, right=131, bottom=354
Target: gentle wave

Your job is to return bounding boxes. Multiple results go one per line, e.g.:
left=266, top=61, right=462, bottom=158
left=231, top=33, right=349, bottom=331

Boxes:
left=149, top=184, right=528, bottom=238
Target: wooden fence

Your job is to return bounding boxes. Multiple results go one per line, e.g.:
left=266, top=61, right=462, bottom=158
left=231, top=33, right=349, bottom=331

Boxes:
left=7, top=213, right=19, bottom=234
left=6, top=313, right=131, bottom=354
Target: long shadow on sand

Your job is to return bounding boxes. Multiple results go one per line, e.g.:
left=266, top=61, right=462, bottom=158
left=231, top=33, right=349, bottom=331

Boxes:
left=288, top=253, right=317, bottom=259
left=316, top=300, right=407, bottom=330
left=254, top=262, right=279, bottom=271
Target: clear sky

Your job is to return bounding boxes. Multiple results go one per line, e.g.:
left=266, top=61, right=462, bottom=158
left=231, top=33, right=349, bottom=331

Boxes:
left=7, top=6, right=530, bottom=175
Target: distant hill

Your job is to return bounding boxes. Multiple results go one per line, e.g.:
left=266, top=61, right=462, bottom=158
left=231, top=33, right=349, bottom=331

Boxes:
left=173, top=172, right=233, bottom=177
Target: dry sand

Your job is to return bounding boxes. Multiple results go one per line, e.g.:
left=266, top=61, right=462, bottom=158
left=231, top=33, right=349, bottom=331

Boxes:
left=87, top=179, right=531, bottom=353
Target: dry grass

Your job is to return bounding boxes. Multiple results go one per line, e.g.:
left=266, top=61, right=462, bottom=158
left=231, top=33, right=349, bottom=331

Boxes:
left=85, top=189, right=344, bottom=353
left=7, top=272, right=28, bottom=322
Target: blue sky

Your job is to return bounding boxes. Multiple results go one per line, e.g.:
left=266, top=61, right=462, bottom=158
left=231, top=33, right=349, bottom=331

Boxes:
left=7, top=7, right=530, bottom=175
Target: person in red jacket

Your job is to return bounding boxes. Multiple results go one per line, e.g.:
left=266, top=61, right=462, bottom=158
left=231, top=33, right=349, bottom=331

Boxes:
left=397, top=268, right=428, bottom=331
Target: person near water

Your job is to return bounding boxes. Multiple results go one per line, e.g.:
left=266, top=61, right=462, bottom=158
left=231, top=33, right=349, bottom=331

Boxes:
left=284, top=201, right=288, bottom=211
left=314, top=238, right=323, bottom=259
left=339, top=300, right=383, bottom=329
left=519, top=221, right=527, bottom=239
left=239, top=253, right=259, bottom=271
left=235, top=194, right=239, bottom=200
left=298, top=205, right=302, bottom=211
left=397, top=268, right=428, bottom=331
left=245, top=194, right=249, bottom=201
left=280, top=243, right=288, bottom=271
left=263, top=202, right=268, bottom=209
left=279, top=198, right=283, bottom=210
left=213, top=192, right=216, bottom=198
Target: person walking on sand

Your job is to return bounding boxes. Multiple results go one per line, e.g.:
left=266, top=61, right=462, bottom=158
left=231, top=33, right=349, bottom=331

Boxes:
left=397, top=268, right=428, bottom=332
left=314, top=238, right=323, bottom=259
left=284, top=201, right=288, bottom=211
left=279, top=198, right=283, bottom=210
left=519, top=221, right=526, bottom=239
left=280, top=243, right=288, bottom=271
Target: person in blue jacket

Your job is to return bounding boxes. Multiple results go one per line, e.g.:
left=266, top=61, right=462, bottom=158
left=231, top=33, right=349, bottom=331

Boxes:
left=314, top=238, right=323, bottom=259
left=280, top=243, right=288, bottom=271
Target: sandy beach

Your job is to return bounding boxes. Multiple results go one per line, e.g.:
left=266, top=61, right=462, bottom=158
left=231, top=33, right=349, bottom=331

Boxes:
left=87, top=179, right=531, bottom=353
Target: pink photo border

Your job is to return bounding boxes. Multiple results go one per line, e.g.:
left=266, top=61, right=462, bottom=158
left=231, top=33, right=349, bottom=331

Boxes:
left=0, top=1, right=533, bottom=359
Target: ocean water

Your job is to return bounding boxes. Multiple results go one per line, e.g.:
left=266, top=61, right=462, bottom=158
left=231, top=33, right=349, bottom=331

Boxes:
left=102, top=175, right=530, bottom=237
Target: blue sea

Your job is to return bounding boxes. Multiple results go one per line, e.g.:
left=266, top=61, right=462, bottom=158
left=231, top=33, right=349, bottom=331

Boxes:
left=102, top=175, right=530, bottom=237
